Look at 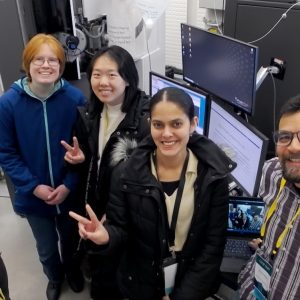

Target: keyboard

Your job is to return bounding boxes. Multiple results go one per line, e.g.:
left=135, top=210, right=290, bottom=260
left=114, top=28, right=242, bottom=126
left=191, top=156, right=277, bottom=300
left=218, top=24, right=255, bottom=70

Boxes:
left=224, top=238, right=253, bottom=259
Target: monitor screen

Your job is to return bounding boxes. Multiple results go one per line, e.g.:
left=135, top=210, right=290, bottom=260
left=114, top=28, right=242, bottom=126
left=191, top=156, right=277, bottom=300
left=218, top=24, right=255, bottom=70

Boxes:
left=181, top=23, right=258, bottom=115
left=228, top=196, right=265, bottom=236
left=149, top=71, right=208, bottom=135
left=208, top=99, right=268, bottom=196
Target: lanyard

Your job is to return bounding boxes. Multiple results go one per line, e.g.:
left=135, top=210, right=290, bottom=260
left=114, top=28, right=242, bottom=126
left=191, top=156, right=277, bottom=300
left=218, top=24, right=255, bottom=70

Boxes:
left=260, top=178, right=286, bottom=237
left=168, top=152, right=189, bottom=252
left=272, top=206, right=300, bottom=256
left=260, top=177, right=300, bottom=257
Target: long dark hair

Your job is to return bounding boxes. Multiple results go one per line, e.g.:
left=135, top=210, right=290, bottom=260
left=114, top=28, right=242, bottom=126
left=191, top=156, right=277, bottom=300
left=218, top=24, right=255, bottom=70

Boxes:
left=87, top=45, right=139, bottom=117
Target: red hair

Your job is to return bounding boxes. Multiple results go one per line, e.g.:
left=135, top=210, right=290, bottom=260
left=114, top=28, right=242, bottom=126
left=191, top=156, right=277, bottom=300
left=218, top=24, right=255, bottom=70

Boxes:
left=22, top=33, right=65, bottom=80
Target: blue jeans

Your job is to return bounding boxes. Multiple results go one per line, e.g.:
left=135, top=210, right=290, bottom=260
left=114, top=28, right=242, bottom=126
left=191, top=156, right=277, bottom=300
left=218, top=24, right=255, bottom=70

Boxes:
left=26, top=212, right=79, bottom=283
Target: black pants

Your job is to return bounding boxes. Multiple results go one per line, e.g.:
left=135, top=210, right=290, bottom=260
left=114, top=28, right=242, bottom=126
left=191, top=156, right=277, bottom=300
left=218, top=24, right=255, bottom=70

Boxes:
left=89, top=252, right=123, bottom=300
left=0, top=254, right=10, bottom=300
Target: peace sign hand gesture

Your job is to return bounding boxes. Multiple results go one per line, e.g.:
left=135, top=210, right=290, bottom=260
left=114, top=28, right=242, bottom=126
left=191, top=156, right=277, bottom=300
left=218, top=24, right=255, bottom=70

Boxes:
left=61, top=136, right=85, bottom=164
left=69, top=204, right=110, bottom=245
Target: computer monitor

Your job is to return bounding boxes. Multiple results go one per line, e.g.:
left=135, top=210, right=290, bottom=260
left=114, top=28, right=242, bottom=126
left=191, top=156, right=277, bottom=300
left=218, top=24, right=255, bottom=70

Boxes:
left=181, top=23, right=259, bottom=115
left=208, top=99, right=269, bottom=196
left=149, top=71, right=208, bottom=135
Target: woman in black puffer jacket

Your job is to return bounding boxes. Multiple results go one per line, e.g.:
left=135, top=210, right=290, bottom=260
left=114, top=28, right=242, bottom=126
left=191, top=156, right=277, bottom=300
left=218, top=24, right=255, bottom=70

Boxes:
left=62, top=45, right=150, bottom=300
left=70, top=87, right=236, bottom=300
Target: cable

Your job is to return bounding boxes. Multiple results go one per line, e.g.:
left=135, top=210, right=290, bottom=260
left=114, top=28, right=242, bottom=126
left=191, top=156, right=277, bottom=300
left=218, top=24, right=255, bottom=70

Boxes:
left=268, top=72, right=277, bottom=134
left=221, top=0, right=225, bottom=34
left=213, top=0, right=222, bottom=34
left=247, top=2, right=300, bottom=44
left=146, top=36, right=152, bottom=72
left=255, top=67, right=277, bottom=132
left=84, top=49, right=96, bottom=57
left=76, top=22, right=105, bottom=39
left=143, top=19, right=152, bottom=72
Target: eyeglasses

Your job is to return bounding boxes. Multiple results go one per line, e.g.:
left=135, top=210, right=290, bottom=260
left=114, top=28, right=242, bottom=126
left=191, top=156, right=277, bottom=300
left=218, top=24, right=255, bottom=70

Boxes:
left=31, top=57, right=59, bottom=67
left=273, top=130, right=300, bottom=146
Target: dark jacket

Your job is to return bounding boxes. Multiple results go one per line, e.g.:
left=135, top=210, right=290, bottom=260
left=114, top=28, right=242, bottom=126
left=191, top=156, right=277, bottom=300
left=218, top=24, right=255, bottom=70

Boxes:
left=0, top=79, right=85, bottom=216
left=104, top=134, right=236, bottom=300
left=0, top=254, right=9, bottom=300
left=74, top=90, right=150, bottom=217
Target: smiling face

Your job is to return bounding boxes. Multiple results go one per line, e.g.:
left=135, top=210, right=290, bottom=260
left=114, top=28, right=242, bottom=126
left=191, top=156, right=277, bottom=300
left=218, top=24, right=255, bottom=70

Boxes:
left=150, top=99, right=197, bottom=161
left=90, top=54, right=128, bottom=106
left=29, top=43, right=60, bottom=86
left=277, top=111, right=300, bottom=187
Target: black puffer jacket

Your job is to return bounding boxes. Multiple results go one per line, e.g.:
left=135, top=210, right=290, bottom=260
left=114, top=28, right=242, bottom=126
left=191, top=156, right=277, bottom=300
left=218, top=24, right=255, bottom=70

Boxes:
left=104, top=134, right=236, bottom=300
left=74, top=90, right=150, bottom=217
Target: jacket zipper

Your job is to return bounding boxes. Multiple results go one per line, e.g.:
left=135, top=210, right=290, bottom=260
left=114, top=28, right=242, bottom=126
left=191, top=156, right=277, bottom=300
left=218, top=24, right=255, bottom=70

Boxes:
left=42, top=101, right=60, bottom=214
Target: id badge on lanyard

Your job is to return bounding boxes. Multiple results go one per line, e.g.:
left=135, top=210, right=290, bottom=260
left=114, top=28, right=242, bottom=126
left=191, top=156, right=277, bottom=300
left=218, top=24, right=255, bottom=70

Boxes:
left=253, top=254, right=272, bottom=300
left=163, top=256, right=178, bottom=296
left=161, top=152, right=189, bottom=296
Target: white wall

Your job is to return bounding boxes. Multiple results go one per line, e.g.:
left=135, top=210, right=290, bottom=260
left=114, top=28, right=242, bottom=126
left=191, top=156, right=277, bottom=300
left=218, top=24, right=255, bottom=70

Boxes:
left=82, top=0, right=109, bottom=21
left=78, top=0, right=223, bottom=74
left=165, top=0, right=223, bottom=70
left=165, top=1, right=206, bottom=69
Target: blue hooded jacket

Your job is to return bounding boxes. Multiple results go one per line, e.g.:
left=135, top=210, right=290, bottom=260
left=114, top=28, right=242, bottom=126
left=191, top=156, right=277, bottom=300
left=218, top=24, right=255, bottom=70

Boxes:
left=0, top=78, right=85, bottom=216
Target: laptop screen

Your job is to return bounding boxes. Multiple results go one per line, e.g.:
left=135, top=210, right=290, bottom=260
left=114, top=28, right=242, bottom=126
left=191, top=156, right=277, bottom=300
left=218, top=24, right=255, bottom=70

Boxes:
left=228, top=196, right=265, bottom=237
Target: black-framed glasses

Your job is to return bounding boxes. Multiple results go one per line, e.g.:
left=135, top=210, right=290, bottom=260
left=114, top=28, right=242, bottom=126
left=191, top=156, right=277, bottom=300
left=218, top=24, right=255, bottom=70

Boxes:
left=31, top=57, right=59, bottom=67
left=273, top=130, right=300, bottom=146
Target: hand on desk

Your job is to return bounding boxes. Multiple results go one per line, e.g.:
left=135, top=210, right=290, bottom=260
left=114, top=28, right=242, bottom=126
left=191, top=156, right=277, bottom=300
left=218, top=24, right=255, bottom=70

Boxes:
left=248, top=238, right=262, bottom=250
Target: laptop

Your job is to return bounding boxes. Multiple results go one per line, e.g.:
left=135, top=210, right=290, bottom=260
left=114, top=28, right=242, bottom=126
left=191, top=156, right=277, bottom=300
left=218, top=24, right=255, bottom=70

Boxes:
left=221, top=196, right=265, bottom=273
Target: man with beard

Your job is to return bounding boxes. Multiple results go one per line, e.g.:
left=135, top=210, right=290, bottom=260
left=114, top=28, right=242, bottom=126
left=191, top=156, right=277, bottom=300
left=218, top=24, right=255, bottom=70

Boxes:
left=238, top=95, right=300, bottom=300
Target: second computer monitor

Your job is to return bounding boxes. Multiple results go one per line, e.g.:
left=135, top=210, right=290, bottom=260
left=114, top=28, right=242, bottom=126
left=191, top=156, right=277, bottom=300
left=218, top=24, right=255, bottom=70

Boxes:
left=149, top=71, right=208, bottom=135
left=208, top=99, right=268, bottom=196
left=181, top=23, right=258, bottom=115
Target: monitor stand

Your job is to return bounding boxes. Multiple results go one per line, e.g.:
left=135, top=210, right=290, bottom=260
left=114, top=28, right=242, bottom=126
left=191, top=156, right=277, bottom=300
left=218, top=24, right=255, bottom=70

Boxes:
left=256, top=65, right=280, bottom=90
